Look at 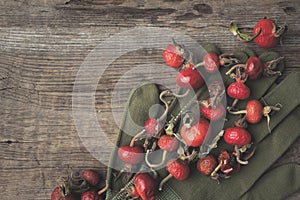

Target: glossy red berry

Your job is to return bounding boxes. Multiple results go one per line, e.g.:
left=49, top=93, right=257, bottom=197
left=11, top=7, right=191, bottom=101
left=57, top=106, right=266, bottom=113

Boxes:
left=227, top=81, right=250, bottom=100
left=176, top=68, right=204, bottom=89
left=118, top=145, right=144, bottom=164
left=224, top=127, right=251, bottom=146
left=180, top=118, right=210, bottom=147
left=245, top=100, right=264, bottom=124
left=253, top=18, right=281, bottom=48
left=245, top=56, right=264, bottom=80
left=163, top=45, right=184, bottom=68
left=197, top=155, right=217, bottom=175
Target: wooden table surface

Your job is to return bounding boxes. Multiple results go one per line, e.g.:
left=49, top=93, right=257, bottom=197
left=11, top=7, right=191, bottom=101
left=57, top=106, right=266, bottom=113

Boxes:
left=0, top=0, right=299, bottom=199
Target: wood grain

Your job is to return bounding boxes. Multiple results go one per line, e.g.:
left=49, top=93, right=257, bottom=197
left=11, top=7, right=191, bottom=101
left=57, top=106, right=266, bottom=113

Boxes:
left=0, top=0, right=299, bottom=199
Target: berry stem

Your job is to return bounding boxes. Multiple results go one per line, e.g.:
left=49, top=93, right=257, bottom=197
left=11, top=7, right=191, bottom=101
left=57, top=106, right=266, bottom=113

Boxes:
left=229, top=22, right=261, bottom=42
left=145, top=149, right=168, bottom=168
left=219, top=53, right=240, bottom=68
left=262, top=101, right=282, bottom=133
left=227, top=99, right=239, bottom=111
left=228, top=109, right=247, bottom=115
left=130, top=130, right=146, bottom=147
left=98, top=181, right=109, bottom=195
left=234, top=145, right=248, bottom=165
left=159, top=174, right=173, bottom=191
left=225, top=64, right=245, bottom=76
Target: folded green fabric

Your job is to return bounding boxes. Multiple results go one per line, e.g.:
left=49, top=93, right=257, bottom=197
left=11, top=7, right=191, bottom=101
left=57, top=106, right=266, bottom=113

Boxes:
left=166, top=73, right=300, bottom=200
left=104, top=47, right=300, bottom=200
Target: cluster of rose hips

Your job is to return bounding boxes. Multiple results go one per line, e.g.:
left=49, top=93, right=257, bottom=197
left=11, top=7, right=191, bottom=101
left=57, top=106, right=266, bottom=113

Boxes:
left=51, top=17, right=286, bottom=200
left=108, top=29, right=284, bottom=199
left=51, top=169, right=104, bottom=200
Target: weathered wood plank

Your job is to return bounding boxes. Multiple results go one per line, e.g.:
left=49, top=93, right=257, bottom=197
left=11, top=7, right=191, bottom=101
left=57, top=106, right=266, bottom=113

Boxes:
left=0, top=0, right=299, bottom=199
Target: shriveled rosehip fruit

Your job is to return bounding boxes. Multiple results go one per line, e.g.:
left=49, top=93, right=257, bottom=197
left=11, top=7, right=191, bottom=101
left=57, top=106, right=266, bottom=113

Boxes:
left=224, top=127, right=251, bottom=146
left=218, top=150, right=240, bottom=175
left=118, top=145, right=144, bottom=164
left=133, top=173, right=158, bottom=200
left=227, top=81, right=250, bottom=100
left=144, top=118, right=163, bottom=135
left=81, top=169, right=100, bottom=187
left=176, top=68, right=204, bottom=89
left=180, top=118, right=210, bottom=147
left=245, top=56, right=264, bottom=80
left=163, top=44, right=184, bottom=68
left=167, top=159, right=190, bottom=181
left=253, top=18, right=286, bottom=48
left=197, top=155, right=217, bottom=175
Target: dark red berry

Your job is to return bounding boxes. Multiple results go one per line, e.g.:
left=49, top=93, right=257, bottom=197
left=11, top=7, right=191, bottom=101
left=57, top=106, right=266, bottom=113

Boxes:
left=81, top=170, right=100, bottom=187
left=163, top=44, right=184, bottom=68
left=166, top=159, right=190, bottom=180
left=118, top=145, right=144, bottom=164
left=197, top=155, right=217, bottom=175
left=144, top=118, right=163, bottom=135
left=200, top=101, right=225, bottom=121
left=133, top=173, right=158, bottom=200
left=157, top=135, right=179, bottom=152
left=224, top=127, right=251, bottom=146
left=227, top=81, right=250, bottom=100
left=245, top=56, right=264, bottom=80
left=180, top=118, right=210, bottom=147
left=245, top=100, right=264, bottom=124
left=253, top=18, right=284, bottom=48
left=176, top=68, right=204, bottom=89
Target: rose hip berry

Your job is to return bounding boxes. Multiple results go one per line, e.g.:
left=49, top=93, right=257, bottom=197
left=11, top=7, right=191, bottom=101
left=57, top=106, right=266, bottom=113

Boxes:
left=224, top=127, right=251, bottom=147
left=195, top=52, right=220, bottom=73
left=229, top=18, right=287, bottom=48
left=146, top=135, right=179, bottom=168
left=129, top=173, right=158, bottom=200
left=253, top=18, right=287, bottom=48
left=118, top=145, right=144, bottom=165
left=227, top=81, right=250, bottom=101
left=159, top=159, right=190, bottom=190
left=229, top=99, right=281, bottom=133
left=163, top=44, right=184, bottom=68
left=81, top=169, right=100, bottom=187
left=180, top=118, right=210, bottom=147
left=144, top=118, right=163, bottom=136
left=158, top=135, right=179, bottom=152
left=176, top=68, right=204, bottom=89
left=197, top=155, right=217, bottom=175
left=227, top=79, right=250, bottom=111
left=200, top=99, right=225, bottom=121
